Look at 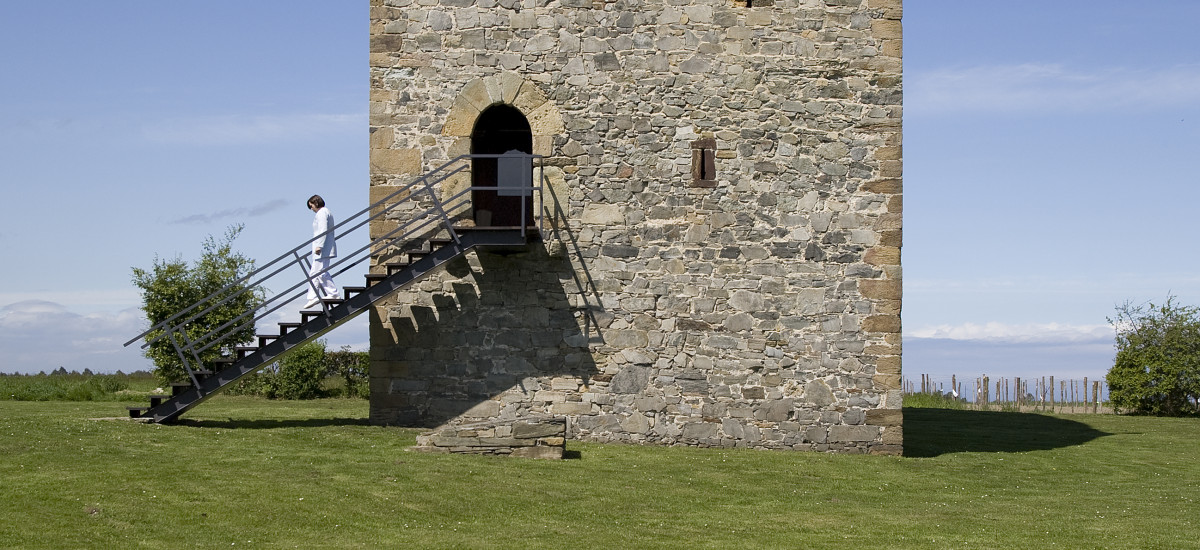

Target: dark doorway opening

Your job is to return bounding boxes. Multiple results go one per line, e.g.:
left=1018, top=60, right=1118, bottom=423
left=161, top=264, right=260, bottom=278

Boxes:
left=471, top=104, right=534, bottom=227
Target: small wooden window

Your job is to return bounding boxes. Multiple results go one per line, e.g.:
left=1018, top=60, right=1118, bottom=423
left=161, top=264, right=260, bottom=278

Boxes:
left=691, top=138, right=717, bottom=188
left=739, top=0, right=774, bottom=7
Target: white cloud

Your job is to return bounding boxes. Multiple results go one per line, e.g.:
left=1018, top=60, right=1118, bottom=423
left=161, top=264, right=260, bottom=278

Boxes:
left=905, top=274, right=1200, bottom=302
left=0, top=300, right=151, bottom=374
left=904, top=326, right=1117, bottom=384
left=0, top=294, right=368, bottom=375
left=170, top=198, right=290, bottom=226
left=906, top=321, right=1112, bottom=344
left=0, top=289, right=141, bottom=313
left=142, top=112, right=364, bottom=145
left=908, top=63, right=1200, bottom=115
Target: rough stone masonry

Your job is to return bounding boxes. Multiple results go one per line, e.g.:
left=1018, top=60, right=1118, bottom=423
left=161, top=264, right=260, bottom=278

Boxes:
left=367, top=0, right=903, bottom=454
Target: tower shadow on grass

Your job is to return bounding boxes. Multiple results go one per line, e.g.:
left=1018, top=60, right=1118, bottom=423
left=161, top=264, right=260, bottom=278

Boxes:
left=903, top=408, right=1111, bottom=458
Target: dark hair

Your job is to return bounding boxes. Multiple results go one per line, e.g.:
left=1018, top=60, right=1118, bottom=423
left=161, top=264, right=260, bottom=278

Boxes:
left=307, top=194, right=325, bottom=209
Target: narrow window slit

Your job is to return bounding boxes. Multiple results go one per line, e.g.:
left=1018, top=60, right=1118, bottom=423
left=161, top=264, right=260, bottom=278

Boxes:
left=690, top=138, right=718, bottom=188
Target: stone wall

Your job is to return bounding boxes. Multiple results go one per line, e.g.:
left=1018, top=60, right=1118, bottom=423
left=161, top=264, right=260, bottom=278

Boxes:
left=368, top=0, right=903, bottom=454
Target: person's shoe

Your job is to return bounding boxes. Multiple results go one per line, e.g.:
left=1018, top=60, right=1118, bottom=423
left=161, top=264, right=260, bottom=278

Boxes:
left=303, top=298, right=321, bottom=310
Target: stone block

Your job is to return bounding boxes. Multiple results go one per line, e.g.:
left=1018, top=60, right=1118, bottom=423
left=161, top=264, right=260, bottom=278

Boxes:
left=729, top=290, right=765, bottom=312
left=496, top=71, right=525, bottom=104
left=865, top=408, right=902, bottom=427
left=862, top=315, right=901, bottom=334
left=620, top=413, right=650, bottom=433
left=369, top=126, right=394, bottom=150
left=829, top=425, right=881, bottom=443
left=533, top=391, right=567, bottom=403
left=512, top=446, right=564, bottom=459
left=881, top=425, right=903, bottom=445
left=861, top=178, right=901, bottom=195
left=442, top=96, right=479, bottom=137
left=874, top=213, right=903, bottom=232
left=513, top=420, right=566, bottom=439
left=369, top=148, right=421, bottom=176
left=859, top=279, right=901, bottom=300
left=528, top=100, right=565, bottom=135
left=757, top=399, right=794, bottom=422
left=550, top=378, right=580, bottom=391
left=681, top=421, right=720, bottom=440
left=551, top=402, right=596, bottom=415
left=459, top=78, right=494, bottom=112
left=804, top=379, right=836, bottom=408
left=876, top=356, right=901, bottom=375
left=869, top=444, right=903, bottom=456
left=873, top=374, right=901, bottom=390
left=871, top=19, right=903, bottom=41
left=429, top=435, right=483, bottom=447
left=606, top=330, right=649, bottom=348
left=581, top=203, right=625, bottom=225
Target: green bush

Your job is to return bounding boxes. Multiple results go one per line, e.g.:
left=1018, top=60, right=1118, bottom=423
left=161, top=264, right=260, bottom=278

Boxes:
left=228, top=341, right=331, bottom=400
left=326, top=346, right=370, bottom=398
left=1108, top=297, right=1200, bottom=416
left=274, top=341, right=328, bottom=400
left=132, top=226, right=264, bottom=385
left=224, top=370, right=275, bottom=397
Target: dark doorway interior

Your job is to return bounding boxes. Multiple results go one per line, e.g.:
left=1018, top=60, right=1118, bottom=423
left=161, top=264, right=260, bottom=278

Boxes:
left=471, top=105, right=534, bottom=227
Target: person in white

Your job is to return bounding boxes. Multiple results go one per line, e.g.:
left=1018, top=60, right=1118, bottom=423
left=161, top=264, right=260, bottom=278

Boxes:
left=305, top=194, right=338, bottom=309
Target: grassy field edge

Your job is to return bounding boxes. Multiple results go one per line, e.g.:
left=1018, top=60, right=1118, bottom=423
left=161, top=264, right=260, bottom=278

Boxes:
left=1, top=397, right=1197, bottom=548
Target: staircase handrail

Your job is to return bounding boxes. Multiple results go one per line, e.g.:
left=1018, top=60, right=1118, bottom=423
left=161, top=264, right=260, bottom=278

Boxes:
left=125, top=156, right=453, bottom=348
left=124, top=153, right=544, bottom=369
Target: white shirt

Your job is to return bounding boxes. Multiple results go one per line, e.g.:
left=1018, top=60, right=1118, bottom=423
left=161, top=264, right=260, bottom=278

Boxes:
left=312, top=207, right=337, bottom=259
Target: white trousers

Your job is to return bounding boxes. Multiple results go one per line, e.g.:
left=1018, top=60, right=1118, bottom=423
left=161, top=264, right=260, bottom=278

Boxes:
left=307, top=256, right=338, bottom=301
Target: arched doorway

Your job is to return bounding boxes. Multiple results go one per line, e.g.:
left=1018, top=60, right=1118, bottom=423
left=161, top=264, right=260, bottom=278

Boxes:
left=471, top=104, right=534, bottom=227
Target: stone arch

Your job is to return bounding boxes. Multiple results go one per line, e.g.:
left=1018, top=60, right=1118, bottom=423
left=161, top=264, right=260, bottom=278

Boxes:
left=442, top=72, right=564, bottom=152
left=440, top=74, right=566, bottom=224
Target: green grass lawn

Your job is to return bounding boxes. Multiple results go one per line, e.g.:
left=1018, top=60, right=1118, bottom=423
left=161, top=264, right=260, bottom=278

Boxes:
left=1, top=397, right=1197, bottom=549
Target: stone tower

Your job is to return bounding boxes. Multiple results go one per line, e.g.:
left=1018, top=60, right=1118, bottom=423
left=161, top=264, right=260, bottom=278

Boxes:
left=368, top=0, right=902, bottom=454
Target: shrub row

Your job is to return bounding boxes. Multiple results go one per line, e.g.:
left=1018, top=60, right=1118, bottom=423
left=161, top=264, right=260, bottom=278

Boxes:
left=2, top=342, right=370, bottom=402
left=226, top=341, right=369, bottom=400
left=0, top=372, right=154, bottom=402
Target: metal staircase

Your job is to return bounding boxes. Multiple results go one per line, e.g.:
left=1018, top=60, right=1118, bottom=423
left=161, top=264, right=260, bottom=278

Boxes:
left=123, top=153, right=545, bottom=423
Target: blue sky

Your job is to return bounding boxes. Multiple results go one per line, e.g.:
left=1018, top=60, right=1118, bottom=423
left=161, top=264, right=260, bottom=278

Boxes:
left=2, top=2, right=1198, bottom=385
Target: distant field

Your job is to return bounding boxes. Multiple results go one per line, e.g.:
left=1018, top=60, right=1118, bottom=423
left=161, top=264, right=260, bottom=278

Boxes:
left=1, top=397, right=1197, bottom=548
left=0, top=372, right=159, bottom=402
